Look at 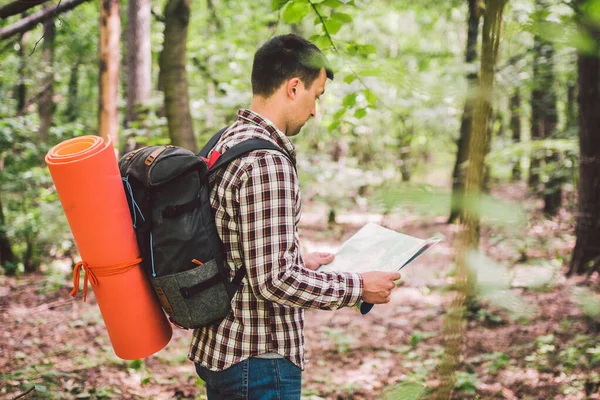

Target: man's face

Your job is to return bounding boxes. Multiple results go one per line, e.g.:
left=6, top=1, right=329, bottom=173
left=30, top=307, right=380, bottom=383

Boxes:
left=287, top=69, right=327, bottom=136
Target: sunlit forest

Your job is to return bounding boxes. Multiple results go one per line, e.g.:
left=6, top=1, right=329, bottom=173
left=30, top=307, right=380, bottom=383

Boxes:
left=1, top=0, right=600, bottom=399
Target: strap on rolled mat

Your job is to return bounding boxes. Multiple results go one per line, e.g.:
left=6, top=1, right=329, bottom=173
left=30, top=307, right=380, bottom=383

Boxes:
left=70, top=258, right=142, bottom=302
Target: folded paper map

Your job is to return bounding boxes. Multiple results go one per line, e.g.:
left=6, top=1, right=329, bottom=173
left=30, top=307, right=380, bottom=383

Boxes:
left=318, top=222, right=441, bottom=314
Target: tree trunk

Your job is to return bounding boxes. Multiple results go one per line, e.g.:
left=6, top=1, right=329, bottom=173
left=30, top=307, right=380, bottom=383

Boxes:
left=566, top=82, right=577, bottom=132
left=158, top=0, right=196, bottom=152
left=529, top=0, right=558, bottom=197
left=206, top=0, right=222, bottom=32
left=483, top=106, right=495, bottom=191
left=126, top=0, right=151, bottom=126
left=448, top=0, right=480, bottom=224
left=0, top=195, right=15, bottom=269
left=436, top=1, right=507, bottom=398
left=510, top=88, right=522, bottom=181
left=569, top=1, right=600, bottom=276
left=66, top=61, right=80, bottom=122
left=38, top=16, right=54, bottom=142
left=98, top=0, right=121, bottom=148
left=15, top=30, right=27, bottom=114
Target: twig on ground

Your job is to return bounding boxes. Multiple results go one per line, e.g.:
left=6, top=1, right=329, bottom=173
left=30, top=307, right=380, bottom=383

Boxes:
left=11, top=387, right=34, bottom=400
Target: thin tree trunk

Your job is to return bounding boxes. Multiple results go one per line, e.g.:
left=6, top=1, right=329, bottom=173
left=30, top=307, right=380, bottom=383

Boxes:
left=448, top=0, right=480, bottom=224
left=66, top=61, right=80, bottom=122
left=15, top=30, right=27, bottom=114
left=38, top=16, right=54, bottom=142
left=483, top=106, right=495, bottom=191
left=531, top=0, right=560, bottom=214
left=436, top=1, right=507, bottom=398
left=126, top=0, right=151, bottom=126
left=0, top=195, right=15, bottom=269
left=529, top=0, right=558, bottom=197
left=510, top=88, right=522, bottom=181
left=158, top=0, right=196, bottom=152
left=206, top=0, right=222, bottom=32
left=98, top=0, right=121, bottom=148
left=566, top=82, right=577, bottom=131
left=569, top=1, right=600, bottom=276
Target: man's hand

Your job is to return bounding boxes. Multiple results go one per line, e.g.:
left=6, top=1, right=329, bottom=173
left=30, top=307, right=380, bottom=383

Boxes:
left=361, top=271, right=401, bottom=304
left=304, top=252, right=335, bottom=271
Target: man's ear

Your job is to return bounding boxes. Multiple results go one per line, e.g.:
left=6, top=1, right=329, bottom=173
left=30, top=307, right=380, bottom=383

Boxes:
left=286, top=78, right=301, bottom=99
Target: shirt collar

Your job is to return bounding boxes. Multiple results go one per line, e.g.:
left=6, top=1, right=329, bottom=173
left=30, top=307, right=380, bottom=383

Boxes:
left=236, top=109, right=297, bottom=161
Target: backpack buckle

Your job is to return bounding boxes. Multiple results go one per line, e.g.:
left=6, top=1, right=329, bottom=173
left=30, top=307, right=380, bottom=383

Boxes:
left=145, top=146, right=168, bottom=166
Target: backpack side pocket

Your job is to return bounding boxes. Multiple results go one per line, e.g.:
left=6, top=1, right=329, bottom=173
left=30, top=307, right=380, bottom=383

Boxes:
left=150, top=258, right=231, bottom=328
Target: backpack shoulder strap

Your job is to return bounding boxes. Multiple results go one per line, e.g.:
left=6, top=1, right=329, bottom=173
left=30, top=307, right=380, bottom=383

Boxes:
left=208, top=138, right=296, bottom=292
left=198, top=126, right=229, bottom=158
left=210, top=138, right=296, bottom=172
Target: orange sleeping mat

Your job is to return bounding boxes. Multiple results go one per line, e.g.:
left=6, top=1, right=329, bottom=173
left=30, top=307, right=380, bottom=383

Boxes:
left=46, top=135, right=172, bottom=360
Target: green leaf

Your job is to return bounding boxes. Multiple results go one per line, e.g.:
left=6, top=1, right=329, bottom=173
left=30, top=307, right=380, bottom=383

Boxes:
left=323, top=0, right=344, bottom=7
left=342, top=93, right=357, bottom=107
left=310, top=0, right=327, bottom=3
left=282, top=0, right=310, bottom=24
left=343, top=74, right=357, bottom=84
left=324, top=17, right=344, bottom=34
left=363, top=89, right=377, bottom=107
left=333, top=108, right=347, bottom=119
left=308, top=34, right=331, bottom=51
left=328, top=120, right=341, bottom=132
left=358, top=44, right=377, bottom=55
left=272, top=0, right=291, bottom=11
left=331, top=12, right=353, bottom=23
left=354, top=108, right=367, bottom=119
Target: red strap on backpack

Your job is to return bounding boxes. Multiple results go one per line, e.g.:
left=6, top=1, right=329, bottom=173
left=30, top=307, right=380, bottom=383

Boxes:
left=207, top=150, right=221, bottom=169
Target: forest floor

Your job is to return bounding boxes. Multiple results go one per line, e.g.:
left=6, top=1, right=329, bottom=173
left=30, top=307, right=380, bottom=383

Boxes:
left=1, top=183, right=600, bottom=400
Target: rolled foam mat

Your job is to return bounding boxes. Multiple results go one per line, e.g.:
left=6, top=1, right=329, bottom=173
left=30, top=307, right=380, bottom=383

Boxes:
left=46, top=135, right=172, bottom=359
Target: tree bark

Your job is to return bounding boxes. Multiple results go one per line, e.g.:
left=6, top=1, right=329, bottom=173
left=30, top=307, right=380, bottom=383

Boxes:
left=510, top=88, right=522, bottom=181
left=0, top=0, right=90, bottom=40
left=158, top=0, right=196, bottom=152
left=0, top=0, right=49, bottom=19
left=448, top=0, right=480, bottom=224
left=38, top=16, right=54, bottom=142
left=15, top=30, right=27, bottom=114
left=569, top=1, right=600, bottom=276
left=0, top=195, right=15, bottom=269
left=98, top=0, right=121, bottom=149
left=206, top=0, right=222, bottom=32
left=566, top=82, right=577, bottom=131
left=529, top=0, right=558, bottom=196
left=66, top=61, right=80, bottom=122
left=436, top=1, right=507, bottom=398
left=126, top=0, right=151, bottom=126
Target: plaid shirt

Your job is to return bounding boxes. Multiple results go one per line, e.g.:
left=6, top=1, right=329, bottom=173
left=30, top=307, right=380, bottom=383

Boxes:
left=188, top=109, right=363, bottom=371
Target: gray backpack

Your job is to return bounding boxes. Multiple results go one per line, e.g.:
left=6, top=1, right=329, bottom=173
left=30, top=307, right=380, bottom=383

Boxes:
left=118, top=128, right=293, bottom=329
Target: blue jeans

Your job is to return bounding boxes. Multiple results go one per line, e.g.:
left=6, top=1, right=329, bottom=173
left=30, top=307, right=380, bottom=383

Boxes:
left=195, top=358, right=302, bottom=400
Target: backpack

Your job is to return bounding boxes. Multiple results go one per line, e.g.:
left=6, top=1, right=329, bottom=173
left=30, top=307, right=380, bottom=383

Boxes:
left=118, top=127, right=294, bottom=329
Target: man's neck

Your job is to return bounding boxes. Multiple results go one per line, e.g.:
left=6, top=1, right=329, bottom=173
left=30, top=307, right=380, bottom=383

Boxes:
left=249, top=96, right=287, bottom=135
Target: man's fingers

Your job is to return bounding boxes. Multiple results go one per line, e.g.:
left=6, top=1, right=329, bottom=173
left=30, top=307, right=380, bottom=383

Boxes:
left=318, top=253, right=335, bottom=264
left=388, top=272, right=401, bottom=281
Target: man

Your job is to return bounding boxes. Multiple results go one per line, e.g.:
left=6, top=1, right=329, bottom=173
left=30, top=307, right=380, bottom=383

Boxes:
left=189, top=33, right=400, bottom=399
